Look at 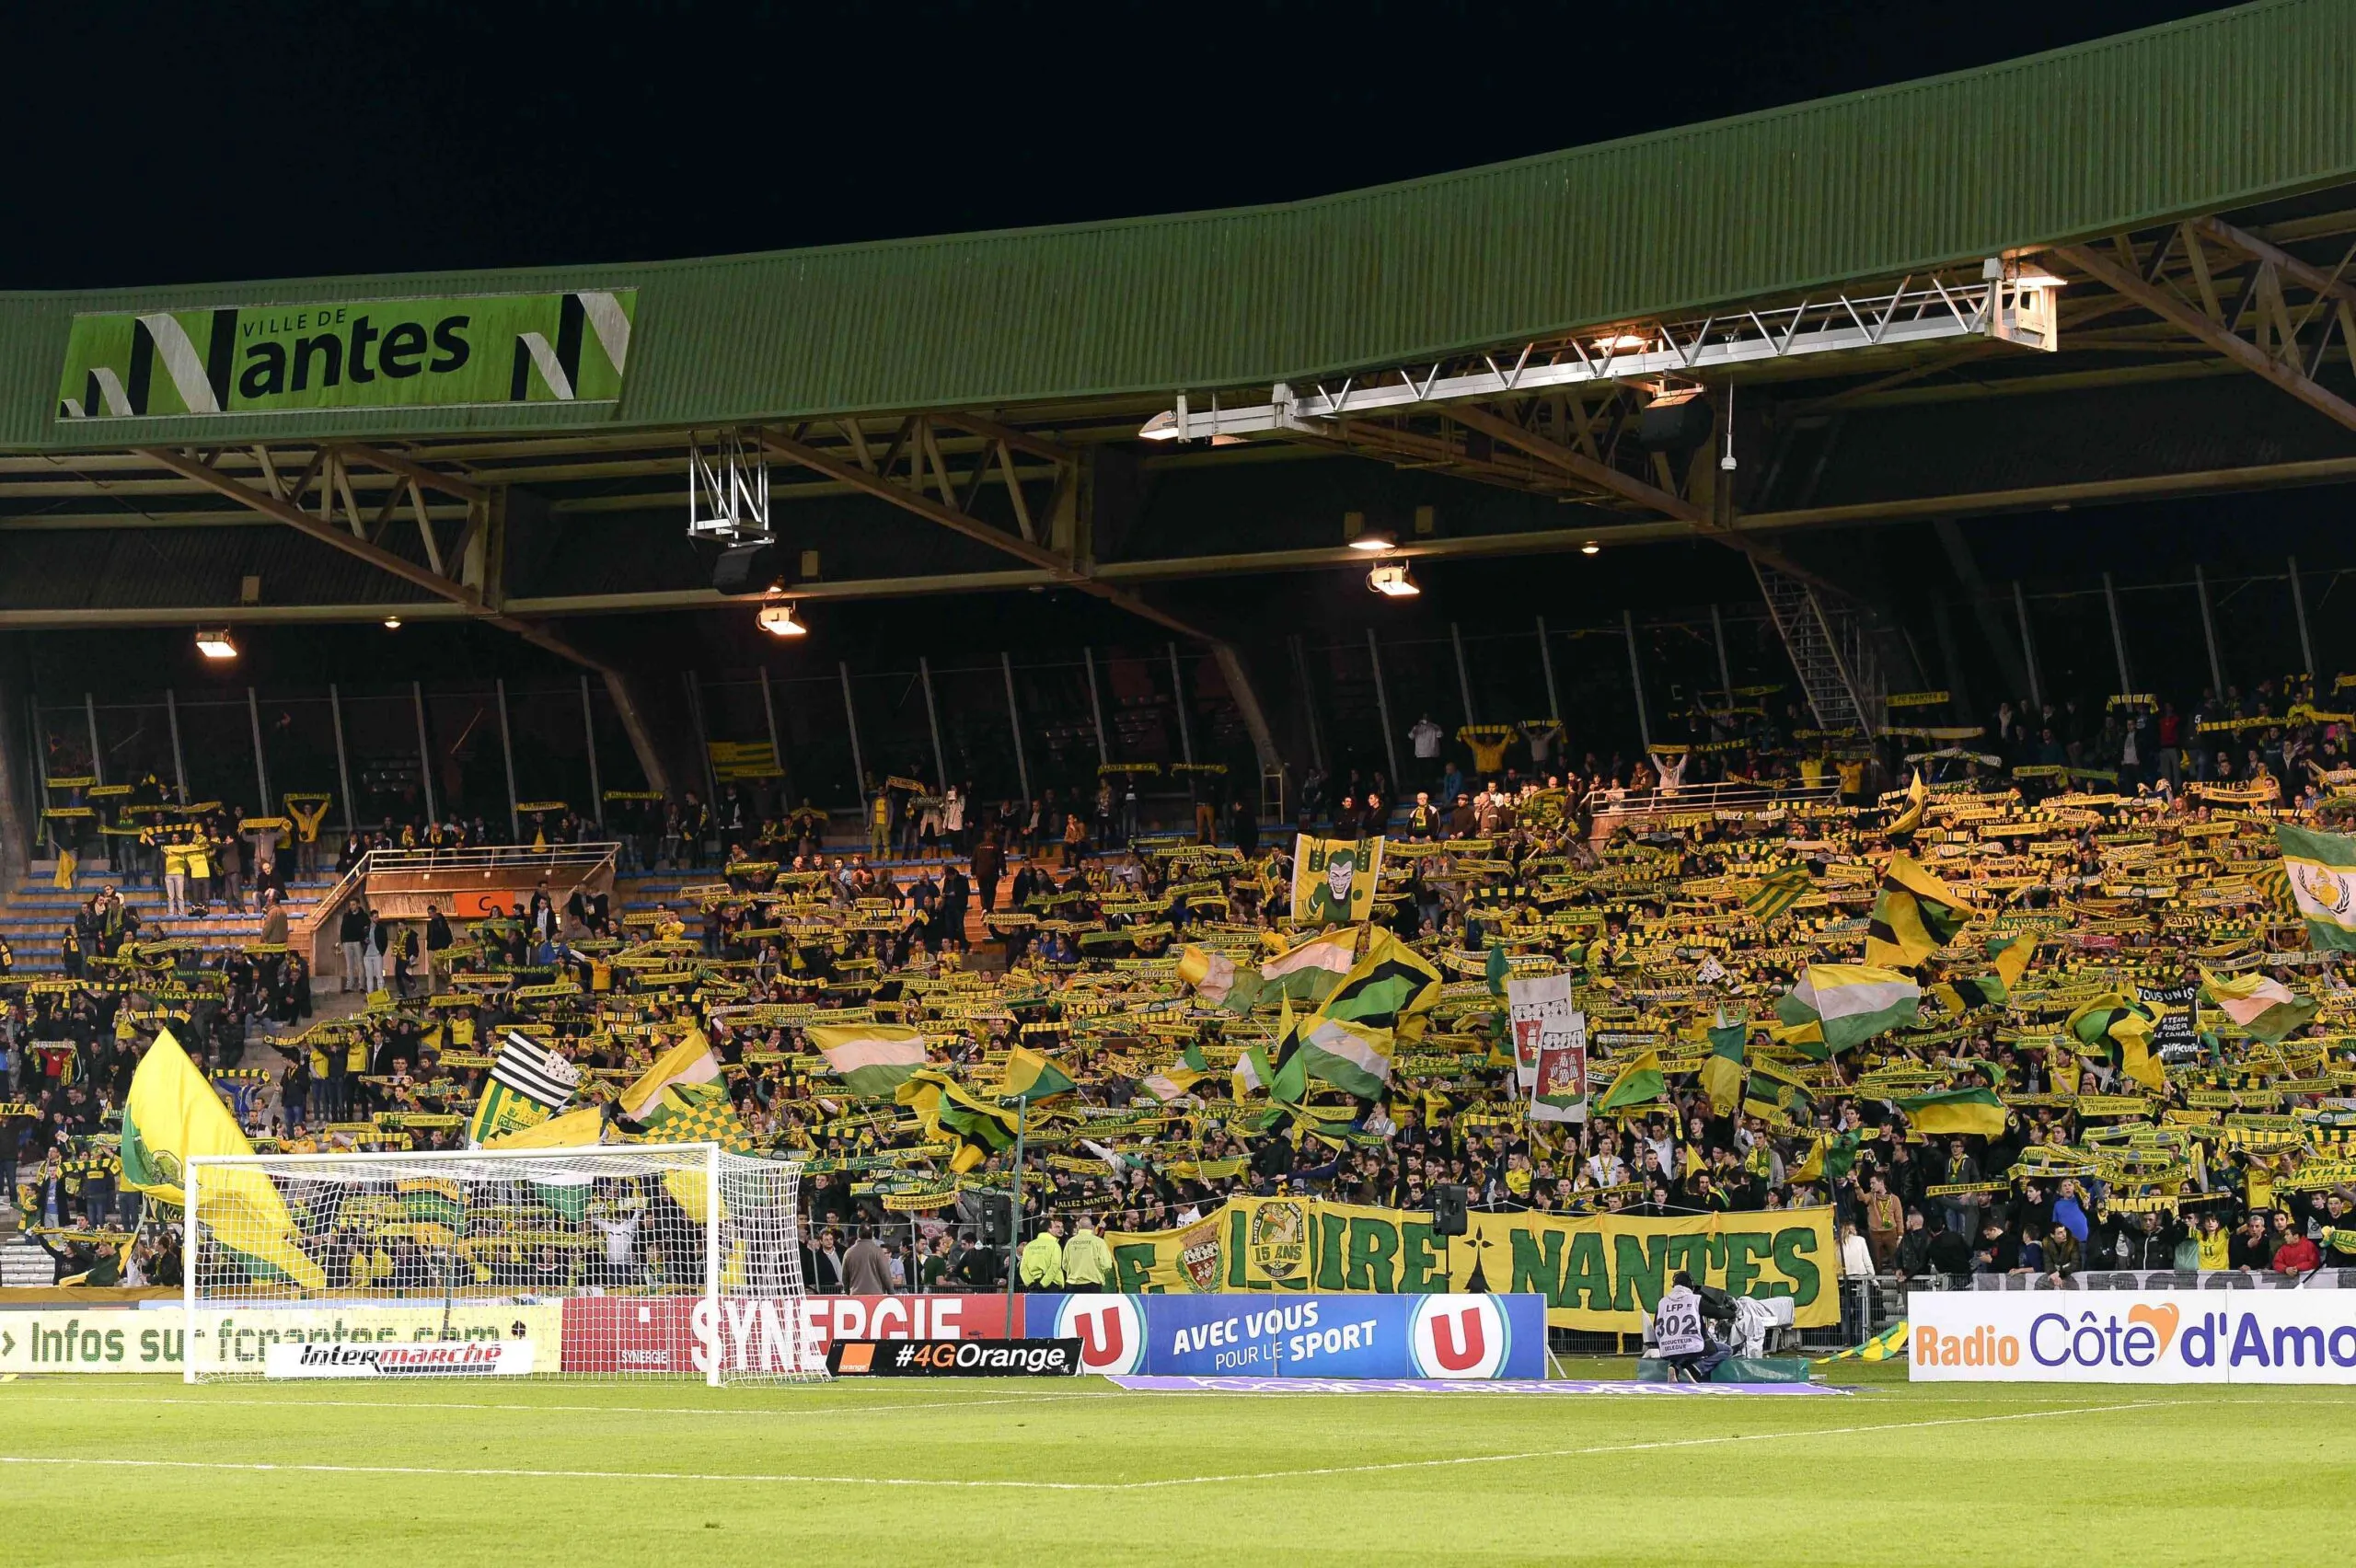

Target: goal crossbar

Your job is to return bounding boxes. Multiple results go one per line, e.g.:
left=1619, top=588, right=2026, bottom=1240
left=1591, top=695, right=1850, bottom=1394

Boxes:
left=181, top=1142, right=816, bottom=1387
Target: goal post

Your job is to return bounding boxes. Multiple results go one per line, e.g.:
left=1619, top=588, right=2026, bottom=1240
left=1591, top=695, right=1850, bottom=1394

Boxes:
left=181, top=1143, right=817, bottom=1385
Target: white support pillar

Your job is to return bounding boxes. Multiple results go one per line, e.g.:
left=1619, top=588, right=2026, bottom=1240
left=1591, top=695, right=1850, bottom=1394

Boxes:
left=2101, top=571, right=2133, bottom=696
left=918, top=656, right=948, bottom=787
left=412, top=681, right=438, bottom=823
left=2193, top=564, right=2225, bottom=698
left=1623, top=610, right=1653, bottom=751
left=1366, top=628, right=1402, bottom=787
left=246, top=686, right=271, bottom=813
left=1001, top=652, right=1032, bottom=801
left=84, top=694, right=104, bottom=788
left=2290, top=556, right=2316, bottom=678
left=495, top=678, right=520, bottom=840
left=757, top=666, right=785, bottom=808
left=329, top=683, right=356, bottom=834
left=164, top=689, right=188, bottom=803
left=1084, top=647, right=1111, bottom=766
left=1450, top=622, right=1477, bottom=727
left=1167, top=642, right=1195, bottom=764
left=1535, top=617, right=1563, bottom=721
left=580, top=675, right=606, bottom=824
left=2013, top=582, right=2044, bottom=712
left=685, top=673, right=721, bottom=810
left=838, top=662, right=867, bottom=792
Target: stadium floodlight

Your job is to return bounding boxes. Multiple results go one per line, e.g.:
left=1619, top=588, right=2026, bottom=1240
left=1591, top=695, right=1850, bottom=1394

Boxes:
left=1580, top=541, right=1601, bottom=555
left=183, top=1144, right=819, bottom=1386
left=756, top=600, right=807, bottom=638
left=1367, top=562, right=1420, bottom=597
left=1348, top=533, right=1396, bottom=553
left=382, top=615, right=403, bottom=630
left=194, top=628, right=238, bottom=660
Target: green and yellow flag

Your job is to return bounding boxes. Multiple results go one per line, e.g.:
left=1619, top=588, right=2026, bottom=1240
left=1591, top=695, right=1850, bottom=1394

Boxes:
left=634, top=1078, right=754, bottom=1155
left=2064, top=993, right=2165, bottom=1093
left=1175, top=944, right=1264, bottom=1013
left=1000, top=1044, right=1078, bottom=1103
left=1887, top=769, right=1929, bottom=840
left=896, top=1069, right=1021, bottom=1174
left=1865, top=853, right=1971, bottom=969
left=2200, top=968, right=2317, bottom=1043
left=1894, top=1087, right=2008, bottom=1139
left=1743, top=865, right=1814, bottom=921
left=1930, top=974, right=2010, bottom=1014
left=1792, top=1129, right=1860, bottom=1184
left=1699, top=1022, right=1746, bottom=1116
left=1986, top=932, right=2037, bottom=990
left=1594, top=1048, right=1665, bottom=1113
left=808, top=1023, right=929, bottom=1097
left=618, top=1028, right=722, bottom=1123
left=1775, top=963, right=1920, bottom=1055
left=119, top=1028, right=326, bottom=1291
left=1257, top=928, right=1362, bottom=1004
left=1292, top=835, right=1384, bottom=927
left=1746, top=1056, right=1815, bottom=1128
left=2277, top=823, right=2356, bottom=951
left=1279, top=928, right=1442, bottom=1100
left=484, top=1105, right=606, bottom=1149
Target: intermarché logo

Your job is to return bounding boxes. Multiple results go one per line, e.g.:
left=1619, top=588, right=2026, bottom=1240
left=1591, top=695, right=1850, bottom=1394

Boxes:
left=1918, top=1303, right=2356, bottom=1371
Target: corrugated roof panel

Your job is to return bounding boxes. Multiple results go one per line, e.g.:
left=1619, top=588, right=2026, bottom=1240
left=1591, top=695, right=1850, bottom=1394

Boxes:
left=0, top=2, right=2349, bottom=450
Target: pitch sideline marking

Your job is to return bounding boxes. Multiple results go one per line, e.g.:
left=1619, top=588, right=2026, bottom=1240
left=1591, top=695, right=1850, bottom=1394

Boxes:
left=0, top=1400, right=2163, bottom=1493
left=0, top=1389, right=1116, bottom=1421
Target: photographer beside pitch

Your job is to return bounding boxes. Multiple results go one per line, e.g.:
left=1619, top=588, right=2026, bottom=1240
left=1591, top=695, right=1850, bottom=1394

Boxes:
left=1650, top=1272, right=1730, bottom=1384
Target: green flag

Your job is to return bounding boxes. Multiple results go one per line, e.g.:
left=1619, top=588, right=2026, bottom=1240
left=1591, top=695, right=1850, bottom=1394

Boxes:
left=1699, top=1023, right=1746, bottom=1116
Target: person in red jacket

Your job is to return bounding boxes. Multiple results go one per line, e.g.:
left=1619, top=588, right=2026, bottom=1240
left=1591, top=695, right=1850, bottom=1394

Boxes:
left=2271, top=1230, right=2322, bottom=1275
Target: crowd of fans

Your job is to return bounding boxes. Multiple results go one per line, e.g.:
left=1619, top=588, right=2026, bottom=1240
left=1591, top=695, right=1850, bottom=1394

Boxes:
left=6, top=674, right=2356, bottom=1321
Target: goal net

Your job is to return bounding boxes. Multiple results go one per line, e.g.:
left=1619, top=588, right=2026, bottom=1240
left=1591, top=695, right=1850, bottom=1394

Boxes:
left=182, top=1143, right=818, bottom=1385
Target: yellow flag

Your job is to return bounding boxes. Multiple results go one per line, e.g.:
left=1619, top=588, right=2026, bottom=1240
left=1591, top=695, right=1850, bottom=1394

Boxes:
left=484, top=1106, right=606, bottom=1149
left=619, top=1028, right=721, bottom=1121
left=120, top=1028, right=325, bottom=1292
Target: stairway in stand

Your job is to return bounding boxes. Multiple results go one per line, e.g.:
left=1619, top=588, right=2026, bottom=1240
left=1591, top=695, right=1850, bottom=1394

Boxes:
left=0, top=858, right=338, bottom=977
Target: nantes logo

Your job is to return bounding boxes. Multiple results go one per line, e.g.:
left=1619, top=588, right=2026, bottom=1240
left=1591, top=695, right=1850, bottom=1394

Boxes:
left=1248, top=1200, right=1309, bottom=1283
left=57, top=290, right=635, bottom=421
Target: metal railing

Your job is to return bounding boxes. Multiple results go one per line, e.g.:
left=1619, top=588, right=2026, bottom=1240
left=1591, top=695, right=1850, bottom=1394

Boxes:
left=1588, top=778, right=1840, bottom=831
left=295, top=843, right=621, bottom=974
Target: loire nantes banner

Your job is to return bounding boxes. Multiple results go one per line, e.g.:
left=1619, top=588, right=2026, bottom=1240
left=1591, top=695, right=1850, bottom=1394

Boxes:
left=1105, top=1198, right=1836, bottom=1332
left=1029, top=1292, right=1546, bottom=1378
left=1911, top=1290, right=2356, bottom=1383
left=56, top=290, right=636, bottom=421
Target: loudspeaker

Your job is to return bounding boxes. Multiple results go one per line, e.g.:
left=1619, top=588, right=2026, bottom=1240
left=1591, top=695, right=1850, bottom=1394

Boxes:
left=1432, top=1182, right=1469, bottom=1237
left=711, top=540, right=784, bottom=596
left=1636, top=398, right=1715, bottom=452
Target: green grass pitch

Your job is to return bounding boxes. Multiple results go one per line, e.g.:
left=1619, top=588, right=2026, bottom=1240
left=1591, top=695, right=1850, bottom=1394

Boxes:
left=3, top=1364, right=2351, bottom=1566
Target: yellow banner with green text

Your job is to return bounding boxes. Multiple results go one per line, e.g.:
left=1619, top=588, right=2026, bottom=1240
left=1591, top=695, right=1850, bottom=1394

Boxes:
left=1106, top=1197, right=1836, bottom=1331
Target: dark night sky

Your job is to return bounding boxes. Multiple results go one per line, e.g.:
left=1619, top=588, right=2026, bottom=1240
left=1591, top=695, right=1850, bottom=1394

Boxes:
left=0, top=1, right=2235, bottom=290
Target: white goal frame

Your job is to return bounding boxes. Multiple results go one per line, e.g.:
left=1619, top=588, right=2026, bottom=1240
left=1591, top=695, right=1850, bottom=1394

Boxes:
left=183, top=1141, right=815, bottom=1387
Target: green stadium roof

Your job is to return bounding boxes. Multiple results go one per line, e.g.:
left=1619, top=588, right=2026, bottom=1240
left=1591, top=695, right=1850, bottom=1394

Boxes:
left=3, top=0, right=2352, bottom=452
